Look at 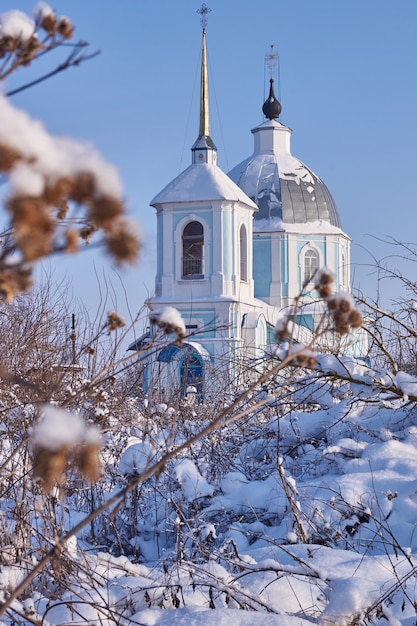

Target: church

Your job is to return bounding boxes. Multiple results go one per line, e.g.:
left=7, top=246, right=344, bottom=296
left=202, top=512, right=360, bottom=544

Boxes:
left=135, top=19, right=358, bottom=401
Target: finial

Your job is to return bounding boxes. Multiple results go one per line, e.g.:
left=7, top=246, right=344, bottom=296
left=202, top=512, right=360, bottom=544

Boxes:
left=263, top=44, right=282, bottom=120
left=197, top=3, right=211, bottom=32
left=265, top=44, right=279, bottom=80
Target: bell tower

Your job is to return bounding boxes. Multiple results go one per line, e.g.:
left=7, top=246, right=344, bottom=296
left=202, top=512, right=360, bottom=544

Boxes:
left=147, top=6, right=265, bottom=398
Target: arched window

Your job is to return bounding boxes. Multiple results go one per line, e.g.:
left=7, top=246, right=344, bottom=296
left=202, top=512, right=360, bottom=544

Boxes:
left=304, top=248, right=319, bottom=284
left=182, top=221, right=203, bottom=279
left=240, top=224, right=247, bottom=282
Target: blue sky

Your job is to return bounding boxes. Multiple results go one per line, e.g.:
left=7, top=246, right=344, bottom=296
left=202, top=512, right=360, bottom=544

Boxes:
left=1, top=1, right=417, bottom=329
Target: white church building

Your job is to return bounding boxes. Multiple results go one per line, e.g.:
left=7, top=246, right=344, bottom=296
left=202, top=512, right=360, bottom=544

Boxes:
left=135, top=23, right=355, bottom=400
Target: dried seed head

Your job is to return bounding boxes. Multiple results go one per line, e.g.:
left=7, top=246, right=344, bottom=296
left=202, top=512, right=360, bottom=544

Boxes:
left=314, top=267, right=336, bottom=299
left=14, top=265, right=33, bottom=293
left=337, top=323, right=351, bottom=336
left=332, top=309, right=345, bottom=324
left=56, top=201, right=69, bottom=220
left=317, top=283, right=333, bottom=298
left=79, top=223, right=97, bottom=244
left=158, top=321, right=173, bottom=334
left=326, top=297, right=338, bottom=311
left=0, top=143, right=21, bottom=172
left=31, top=406, right=102, bottom=492
left=0, top=35, right=18, bottom=53
left=25, top=35, right=40, bottom=53
left=176, top=326, right=186, bottom=342
left=8, top=195, right=54, bottom=261
left=41, top=13, right=57, bottom=35
left=0, top=266, right=33, bottom=302
left=71, top=171, right=95, bottom=204
left=43, top=177, right=73, bottom=206
left=326, top=292, right=363, bottom=335
left=16, top=216, right=54, bottom=260
left=274, top=316, right=291, bottom=341
left=150, top=308, right=186, bottom=343
left=33, top=445, right=69, bottom=492
left=74, top=442, right=101, bottom=482
left=314, top=268, right=334, bottom=298
left=105, top=220, right=141, bottom=265
left=57, top=17, right=73, bottom=39
left=90, top=195, right=123, bottom=230
left=64, top=229, right=79, bottom=254
left=158, top=307, right=186, bottom=343
left=348, top=309, right=363, bottom=329
left=338, top=298, right=352, bottom=313
left=107, top=311, right=125, bottom=331
left=149, top=313, right=159, bottom=325
left=18, top=36, right=41, bottom=65
left=158, top=321, right=186, bottom=343
left=291, top=349, right=317, bottom=368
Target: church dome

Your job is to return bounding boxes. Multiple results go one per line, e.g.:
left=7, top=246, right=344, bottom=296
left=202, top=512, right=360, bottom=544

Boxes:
left=228, top=81, right=341, bottom=230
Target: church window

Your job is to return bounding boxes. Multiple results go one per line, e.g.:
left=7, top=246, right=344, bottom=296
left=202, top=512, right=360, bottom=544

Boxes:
left=182, top=221, right=204, bottom=279
left=240, top=224, right=248, bottom=282
left=304, top=248, right=319, bottom=284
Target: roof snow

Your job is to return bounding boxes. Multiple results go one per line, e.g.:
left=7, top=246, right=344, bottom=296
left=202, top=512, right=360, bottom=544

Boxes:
left=150, top=163, right=257, bottom=209
left=254, top=218, right=345, bottom=235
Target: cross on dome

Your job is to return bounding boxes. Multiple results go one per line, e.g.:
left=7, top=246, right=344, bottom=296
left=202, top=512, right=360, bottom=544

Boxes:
left=265, top=44, right=279, bottom=80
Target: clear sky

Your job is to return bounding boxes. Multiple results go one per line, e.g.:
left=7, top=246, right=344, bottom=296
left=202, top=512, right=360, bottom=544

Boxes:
left=1, top=1, right=417, bottom=331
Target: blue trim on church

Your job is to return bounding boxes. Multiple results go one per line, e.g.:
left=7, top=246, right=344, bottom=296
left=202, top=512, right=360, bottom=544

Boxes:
left=253, top=235, right=271, bottom=298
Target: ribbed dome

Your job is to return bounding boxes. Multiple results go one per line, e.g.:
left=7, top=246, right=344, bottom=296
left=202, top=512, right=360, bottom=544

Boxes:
left=228, top=119, right=341, bottom=229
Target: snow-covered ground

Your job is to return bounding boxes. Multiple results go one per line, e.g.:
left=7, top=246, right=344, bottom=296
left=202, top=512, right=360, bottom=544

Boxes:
left=2, top=354, right=417, bottom=624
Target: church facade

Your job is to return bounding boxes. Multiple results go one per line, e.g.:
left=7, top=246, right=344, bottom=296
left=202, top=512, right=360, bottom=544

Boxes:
left=137, top=27, right=355, bottom=401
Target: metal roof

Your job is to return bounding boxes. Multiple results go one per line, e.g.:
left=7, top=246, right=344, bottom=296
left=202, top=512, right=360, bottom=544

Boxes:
left=229, top=153, right=341, bottom=228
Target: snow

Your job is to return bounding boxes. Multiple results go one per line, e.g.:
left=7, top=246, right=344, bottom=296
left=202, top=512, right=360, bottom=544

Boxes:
left=130, top=608, right=312, bottom=625
left=0, top=94, right=123, bottom=197
left=8, top=162, right=44, bottom=196
left=275, top=153, right=315, bottom=185
left=254, top=217, right=343, bottom=234
left=31, top=404, right=100, bottom=450
left=32, top=2, right=54, bottom=20
left=119, top=439, right=155, bottom=476
left=6, top=360, right=417, bottom=623
left=395, top=371, right=417, bottom=399
left=0, top=10, right=35, bottom=42
left=151, top=163, right=257, bottom=208
left=174, top=459, right=215, bottom=501
left=159, top=306, right=186, bottom=336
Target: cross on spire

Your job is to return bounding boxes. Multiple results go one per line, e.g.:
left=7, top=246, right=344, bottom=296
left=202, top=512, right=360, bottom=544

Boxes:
left=197, top=3, right=211, bottom=31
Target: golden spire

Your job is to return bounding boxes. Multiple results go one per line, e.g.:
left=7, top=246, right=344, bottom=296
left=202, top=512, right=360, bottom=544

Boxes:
left=197, top=4, right=211, bottom=140
left=192, top=4, right=216, bottom=163
left=199, top=27, right=210, bottom=139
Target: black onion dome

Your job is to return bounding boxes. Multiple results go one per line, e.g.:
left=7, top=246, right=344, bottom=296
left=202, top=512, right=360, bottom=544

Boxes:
left=262, top=78, right=282, bottom=120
